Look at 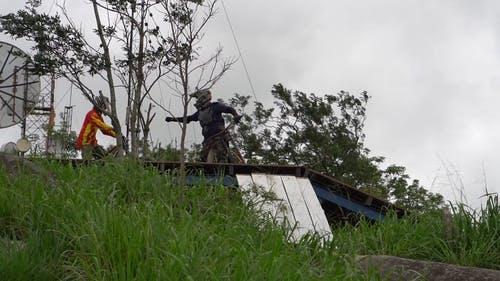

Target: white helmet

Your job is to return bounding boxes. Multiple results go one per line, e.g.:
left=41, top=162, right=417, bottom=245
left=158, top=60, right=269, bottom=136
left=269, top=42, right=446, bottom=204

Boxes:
left=94, top=91, right=111, bottom=114
left=190, top=89, right=212, bottom=110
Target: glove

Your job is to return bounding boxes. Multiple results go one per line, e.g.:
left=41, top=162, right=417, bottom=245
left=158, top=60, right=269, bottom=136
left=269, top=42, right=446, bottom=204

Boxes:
left=165, top=116, right=175, bottom=122
left=234, top=114, right=242, bottom=124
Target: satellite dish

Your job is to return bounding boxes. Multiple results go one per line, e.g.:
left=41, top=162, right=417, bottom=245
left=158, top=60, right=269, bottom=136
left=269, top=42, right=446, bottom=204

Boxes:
left=16, top=137, right=31, bottom=152
left=0, top=41, right=41, bottom=128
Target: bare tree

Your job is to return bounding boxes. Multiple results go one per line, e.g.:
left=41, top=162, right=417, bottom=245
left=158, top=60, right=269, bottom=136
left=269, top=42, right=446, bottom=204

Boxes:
left=90, top=0, right=124, bottom=154
left=92, top=0, right=174, bottom=157
left=159, top=0, right=236, bottom=185
left=0, top=0, right=234, bottom=166
left=0, top=0, right=174, bottom=157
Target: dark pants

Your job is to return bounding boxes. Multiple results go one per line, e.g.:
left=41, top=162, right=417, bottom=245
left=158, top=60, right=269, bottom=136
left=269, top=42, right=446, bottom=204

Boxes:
left=200, top=136, right=229, bottom=163
left=81, top=144, right=107, bottom=161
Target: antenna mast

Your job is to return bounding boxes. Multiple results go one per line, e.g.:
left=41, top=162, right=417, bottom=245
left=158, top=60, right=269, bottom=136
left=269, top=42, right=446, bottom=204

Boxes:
left=23, top=73, right=56, bottom=154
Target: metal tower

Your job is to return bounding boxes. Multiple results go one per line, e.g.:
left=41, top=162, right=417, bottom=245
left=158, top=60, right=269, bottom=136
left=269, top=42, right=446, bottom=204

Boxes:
left=21, top=74, right=55, bottom=154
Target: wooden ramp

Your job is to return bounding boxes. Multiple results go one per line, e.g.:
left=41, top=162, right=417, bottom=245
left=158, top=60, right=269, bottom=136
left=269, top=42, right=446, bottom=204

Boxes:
left=236, top=173, right=333, bottom=242
left=124, top=161, right=405, bottom=224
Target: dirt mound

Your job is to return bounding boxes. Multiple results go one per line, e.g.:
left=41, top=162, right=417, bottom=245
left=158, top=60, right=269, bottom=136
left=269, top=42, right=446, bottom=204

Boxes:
left=0, top=152, right=57, bottom=188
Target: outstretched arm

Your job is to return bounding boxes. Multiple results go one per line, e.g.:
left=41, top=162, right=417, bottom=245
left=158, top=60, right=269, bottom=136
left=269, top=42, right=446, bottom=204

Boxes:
left=165, top=116, right=183, bottom=122
left=165, top=112, right=199, bottom=123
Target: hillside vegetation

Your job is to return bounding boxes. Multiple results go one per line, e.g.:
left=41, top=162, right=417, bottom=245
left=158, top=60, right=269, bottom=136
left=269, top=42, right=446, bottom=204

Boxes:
left=0, top=160, right=498, bottom=280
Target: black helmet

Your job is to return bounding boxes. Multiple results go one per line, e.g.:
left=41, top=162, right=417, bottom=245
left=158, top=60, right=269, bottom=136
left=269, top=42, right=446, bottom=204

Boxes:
left=94, top=91, right=111, bottom=114
left=190, top=89, right=212, bottom=109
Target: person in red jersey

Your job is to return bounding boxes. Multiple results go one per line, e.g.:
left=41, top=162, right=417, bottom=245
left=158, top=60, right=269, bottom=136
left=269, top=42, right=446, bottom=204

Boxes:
left=76, top=92, right=116, bottom=160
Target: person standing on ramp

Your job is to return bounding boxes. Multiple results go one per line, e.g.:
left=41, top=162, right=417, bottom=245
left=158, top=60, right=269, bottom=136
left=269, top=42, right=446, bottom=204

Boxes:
left=165, top=89, right=241, bottom=163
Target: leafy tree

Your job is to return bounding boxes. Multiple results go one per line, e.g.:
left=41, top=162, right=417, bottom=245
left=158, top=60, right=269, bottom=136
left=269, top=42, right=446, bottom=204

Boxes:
left=0, top=0, right=178, bottom=157
left=1, top=0, right=234, bottom=190
left=186, top=143, right=202, bottom=162
left=0, top=1, right=124, bottom=154
left=97, top=0, right=172, bottom=156
left=46, top=126, right=78, bottom=159
left=45, top=112, right=78, bottom=159
left=148, top=143, right=181, bottom=162
left=382, top=165, right=443, bottom=212
left=157, top=0, right=235, bottom=186
left=0, top=0, right=231, bottom=162
left=230, top=84, right=443, bottom=212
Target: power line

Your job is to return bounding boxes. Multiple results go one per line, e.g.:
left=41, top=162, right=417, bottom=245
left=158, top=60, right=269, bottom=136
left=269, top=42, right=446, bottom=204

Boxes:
left=48, top=0, right=57, bottom=14
left=220, top=0, right=258, bottom=102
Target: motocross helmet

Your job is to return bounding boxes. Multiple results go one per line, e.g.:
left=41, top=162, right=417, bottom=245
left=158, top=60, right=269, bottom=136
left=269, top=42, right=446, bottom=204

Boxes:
left=190, top=89, right=212, bottom=110
left=94, top=91, right=111, bottom=115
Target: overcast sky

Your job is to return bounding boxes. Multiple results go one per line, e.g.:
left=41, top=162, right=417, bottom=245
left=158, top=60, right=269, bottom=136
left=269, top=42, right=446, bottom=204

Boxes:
left=1, top=0, right=499, bottom=209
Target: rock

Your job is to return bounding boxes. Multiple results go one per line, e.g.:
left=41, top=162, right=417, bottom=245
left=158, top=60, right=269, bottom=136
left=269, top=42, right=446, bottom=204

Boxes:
left=356, top=255, right=500, bottom=281
left=0, top=152, right=57, bottom=188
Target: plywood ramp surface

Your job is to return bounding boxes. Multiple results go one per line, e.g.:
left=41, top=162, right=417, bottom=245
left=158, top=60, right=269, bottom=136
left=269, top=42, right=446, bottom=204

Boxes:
left=236, top=173, right=333, bottom=242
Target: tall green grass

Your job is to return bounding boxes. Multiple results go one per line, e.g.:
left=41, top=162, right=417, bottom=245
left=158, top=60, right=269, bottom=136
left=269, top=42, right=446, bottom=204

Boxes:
left=1, top=160, right=497, bottom=281
left=435, top=194, right=499, bottom=268
left=332, top=193, right=499, bottom=270
left=0, top=160, right=369, bottom=281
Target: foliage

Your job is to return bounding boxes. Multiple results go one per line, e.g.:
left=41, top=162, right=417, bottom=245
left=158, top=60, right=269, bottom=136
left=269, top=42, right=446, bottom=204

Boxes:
left=39, top=112, right=79, bottom=159
left=0, top=6, right=102, bottom=77
left=439, top=194, right=500, bottom=269
left=186, top=143, right=202, bottom=162
left=0, top=160, right=367, bottom=280
left=158, top=0, right=235, bottom=185
left=46, top=126, right=78, bottom=159
left=332, top=193, right=499, bottom=270
left=147, top=143, right=181, bottom=161
left=229, top=84, right=443, bottom=212
left=1, top=2, right=442, bottom=211
left=0, top=0, right=228, bottom=158
left=381, top=164, right=443, bottom=213
left=0, top=161, right=497, bottom=281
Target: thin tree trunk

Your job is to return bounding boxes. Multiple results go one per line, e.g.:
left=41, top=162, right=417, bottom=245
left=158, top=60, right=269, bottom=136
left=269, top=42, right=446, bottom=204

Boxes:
left=91, top=0, right=123, bottom=155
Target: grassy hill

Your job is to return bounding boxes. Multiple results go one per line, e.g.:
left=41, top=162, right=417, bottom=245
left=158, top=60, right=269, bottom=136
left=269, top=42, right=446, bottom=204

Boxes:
left=0, top=160, right=498, bottom=280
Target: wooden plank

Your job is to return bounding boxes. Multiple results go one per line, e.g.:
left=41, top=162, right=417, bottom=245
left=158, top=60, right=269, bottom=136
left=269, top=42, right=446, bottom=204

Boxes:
left=265, top=174, right=297, bottom=235
left=235, top=174, right=254, bottom=201
left=251, top=173, right=287, bottom=222
left=235, top=174, right=270, bottom=216
left=296, top=177, right=333, bottom=239
left=236, top=173, right=332, bottom=242
left=280, top=175, right=317, bottom=240
left=236, top=173, right=283, bottom=222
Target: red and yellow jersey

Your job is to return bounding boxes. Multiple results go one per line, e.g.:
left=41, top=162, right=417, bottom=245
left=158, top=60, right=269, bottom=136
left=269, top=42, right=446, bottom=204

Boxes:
left=76, top=109, right=116, bottom=148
